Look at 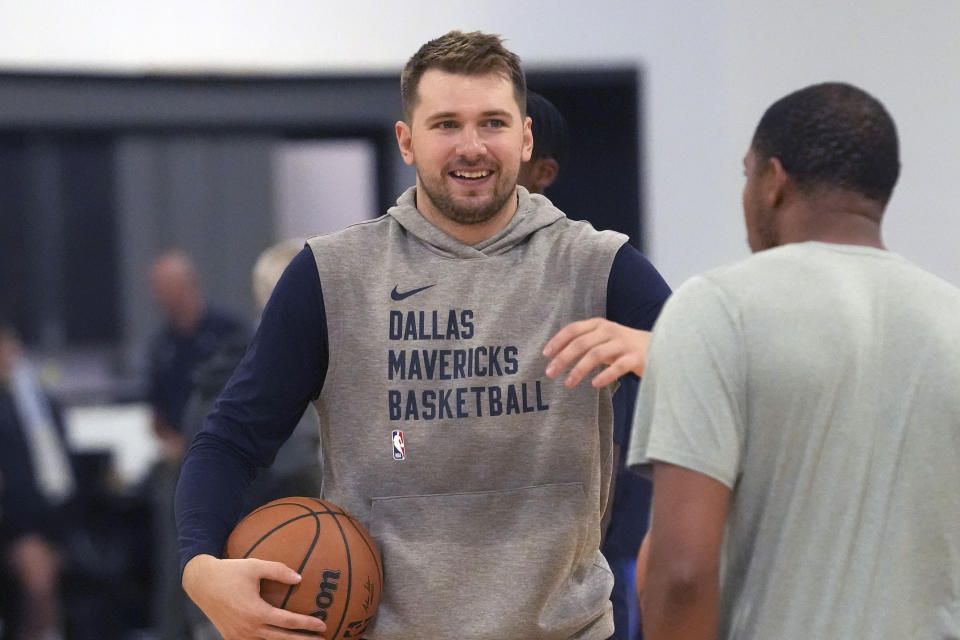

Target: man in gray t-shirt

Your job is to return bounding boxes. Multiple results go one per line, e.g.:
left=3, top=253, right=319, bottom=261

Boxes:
left=628, top=83, right=960, bottom=639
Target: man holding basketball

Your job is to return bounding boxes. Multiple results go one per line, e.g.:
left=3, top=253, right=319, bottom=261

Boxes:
left=176, top=30, right=668, bottom=640
left=629, top=83, right=960, bottom=639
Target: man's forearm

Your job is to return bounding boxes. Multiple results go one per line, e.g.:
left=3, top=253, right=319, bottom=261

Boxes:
left=640, top=569, right=719, bottom=640
left=639, top=463, right=730, bottom=640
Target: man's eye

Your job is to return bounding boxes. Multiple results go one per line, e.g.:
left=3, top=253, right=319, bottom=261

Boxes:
left=438, top=121, right=458, bottom=129
left=485, top=119, right=505, bottom=128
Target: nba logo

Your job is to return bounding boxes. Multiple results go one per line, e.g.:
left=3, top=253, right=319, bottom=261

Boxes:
left=392, top=430, right=405, bottom=460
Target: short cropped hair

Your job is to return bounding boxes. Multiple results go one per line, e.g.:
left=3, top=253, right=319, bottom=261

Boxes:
left=526, top=91, right=571, bottom=168
left=401, top=30, right=526, bottom=120
left=751, top=82, right=900, bottom=204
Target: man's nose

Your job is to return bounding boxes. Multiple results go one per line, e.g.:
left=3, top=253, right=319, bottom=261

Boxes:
left=456, top=126, right=486, bottom=159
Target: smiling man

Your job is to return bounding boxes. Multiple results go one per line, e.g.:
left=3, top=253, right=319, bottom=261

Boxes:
left=175, top=30, right=669, bottom=640
left=396, top=68, right=531, bottom=235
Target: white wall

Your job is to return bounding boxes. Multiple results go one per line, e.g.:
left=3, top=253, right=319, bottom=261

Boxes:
left=272, top=139, right=378, bottom=238
left=2, top=0, right=958, bottom=287
left=720, top=1, right=960, bottom=289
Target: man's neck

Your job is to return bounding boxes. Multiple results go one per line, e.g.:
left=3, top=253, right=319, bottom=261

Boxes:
left=778, top=190, right=886, bottom=249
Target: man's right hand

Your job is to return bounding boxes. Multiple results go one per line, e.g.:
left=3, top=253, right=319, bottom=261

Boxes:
left=182, top=554, right=327, bottom=639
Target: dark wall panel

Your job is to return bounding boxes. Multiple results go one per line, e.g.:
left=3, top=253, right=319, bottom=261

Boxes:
left=0, top=69, right=643, bottom=364
left=0, top=138, right=28, bottom=331
left=528, top=70, right=642, bottom=248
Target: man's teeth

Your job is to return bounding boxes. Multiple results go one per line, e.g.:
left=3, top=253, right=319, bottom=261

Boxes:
left=454, top=170, right=490, bottom=179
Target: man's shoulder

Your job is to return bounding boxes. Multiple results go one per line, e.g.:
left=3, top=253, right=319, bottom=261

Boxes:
left=523, top=191, right=622, bottom=240
left=539, top=214, right=629, bottom=255
left=307, top=214, right=395, bottom=245
left=667, top=242, right=960, bottom=329
left=303, top=215, right=398, bottom=263
left=668, top=256, right=756, bottom=300
left=725, top=242, right=960, bottom=299
left=676, top=244, right=813, bottom=299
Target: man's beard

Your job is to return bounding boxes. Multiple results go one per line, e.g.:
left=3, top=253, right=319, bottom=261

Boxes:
left=416, top=167, right=516, bottom=226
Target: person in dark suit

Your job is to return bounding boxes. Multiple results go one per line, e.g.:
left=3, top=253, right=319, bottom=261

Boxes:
left=0, top=321, right=75, bottom=640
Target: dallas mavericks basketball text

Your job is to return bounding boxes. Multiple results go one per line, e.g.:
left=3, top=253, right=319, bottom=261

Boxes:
left=387, top=308, right=550, bottom=421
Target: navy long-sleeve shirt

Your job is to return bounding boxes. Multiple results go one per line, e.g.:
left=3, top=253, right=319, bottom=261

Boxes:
left=175, top=243, right=671, bottom=570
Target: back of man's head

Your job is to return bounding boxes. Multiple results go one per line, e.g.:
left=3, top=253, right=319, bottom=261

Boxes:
left=518, top=91, right=570, bottom=194
left=751, top=82, right=900, bottom=205
left=527, top=91, right=571, bottom=168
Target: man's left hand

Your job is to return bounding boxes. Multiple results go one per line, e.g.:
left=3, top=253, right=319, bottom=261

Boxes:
left=543, top=318, right=651, bottom=388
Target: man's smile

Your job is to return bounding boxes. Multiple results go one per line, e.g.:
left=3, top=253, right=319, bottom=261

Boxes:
left=451, top=169, right=492, bottom=179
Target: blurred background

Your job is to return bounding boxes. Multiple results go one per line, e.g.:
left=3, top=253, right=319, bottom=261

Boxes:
left=0, top=1, right=957, bottom=638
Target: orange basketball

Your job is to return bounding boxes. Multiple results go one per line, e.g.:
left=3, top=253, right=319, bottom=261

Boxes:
left=224, top=496, right=383, bottom=639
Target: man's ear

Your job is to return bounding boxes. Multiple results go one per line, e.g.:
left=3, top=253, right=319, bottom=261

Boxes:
left=530, top=157, right=560, bottom=193
left=521, top=115, right=534, bottom=163
left=396, top=120, right=415, bottom=166
left=762, top=156, right=789, bottom=208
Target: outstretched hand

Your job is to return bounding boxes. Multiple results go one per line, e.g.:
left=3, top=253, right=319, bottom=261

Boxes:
left=182, top=554, right=326, bottom=639
left=543, top=318, right=651, bottom=388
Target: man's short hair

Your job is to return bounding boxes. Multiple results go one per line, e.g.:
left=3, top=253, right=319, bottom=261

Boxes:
left=751, top=82, right=900, bottom=204
left=401, top=30, right=526, bottom=120
left=526, top=91, right=571, bottom=169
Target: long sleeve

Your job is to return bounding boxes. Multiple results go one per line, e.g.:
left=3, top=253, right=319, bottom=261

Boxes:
left=174, top=247, right=328, bottom=571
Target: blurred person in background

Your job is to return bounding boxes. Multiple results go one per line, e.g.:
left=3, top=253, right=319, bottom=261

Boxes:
left=145, top=251, right=247, bottom=640
left=147, top=250, right=248, bottom=462
left=0, top=321, right=76, bottom=640
left=516, top=90, right=570, bottom=196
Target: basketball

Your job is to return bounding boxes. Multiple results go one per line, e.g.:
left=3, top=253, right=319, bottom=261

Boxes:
left=224, top=496, right=383, bottom=639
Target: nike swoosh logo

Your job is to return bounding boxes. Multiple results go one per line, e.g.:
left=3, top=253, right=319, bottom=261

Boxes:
left=391, top=284, right=436, bottom=301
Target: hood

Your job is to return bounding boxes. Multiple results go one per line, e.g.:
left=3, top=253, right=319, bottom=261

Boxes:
left=387, top=186, right=564, bottom=259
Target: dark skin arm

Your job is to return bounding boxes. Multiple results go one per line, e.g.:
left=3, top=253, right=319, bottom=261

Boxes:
left=636, top=530, right=650, bottom=608
left=640, top=462, right=731, bottom=640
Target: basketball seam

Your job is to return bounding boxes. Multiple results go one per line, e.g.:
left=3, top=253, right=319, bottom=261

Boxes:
left=307, top=497, right=382, bottom=589
left=345, top=517, right=384, bottom=587
left=317, top=501, right=353, bottom=640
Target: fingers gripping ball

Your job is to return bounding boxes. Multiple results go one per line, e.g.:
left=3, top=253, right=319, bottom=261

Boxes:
left=224, top=497, right=383, bottom=639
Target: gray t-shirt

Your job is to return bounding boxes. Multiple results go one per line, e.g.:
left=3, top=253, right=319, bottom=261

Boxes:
left=628, top=242, right=960, bottom=639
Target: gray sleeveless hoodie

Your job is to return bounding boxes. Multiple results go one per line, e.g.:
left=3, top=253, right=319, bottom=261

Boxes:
left=307, top=186, right=625, bottom=640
